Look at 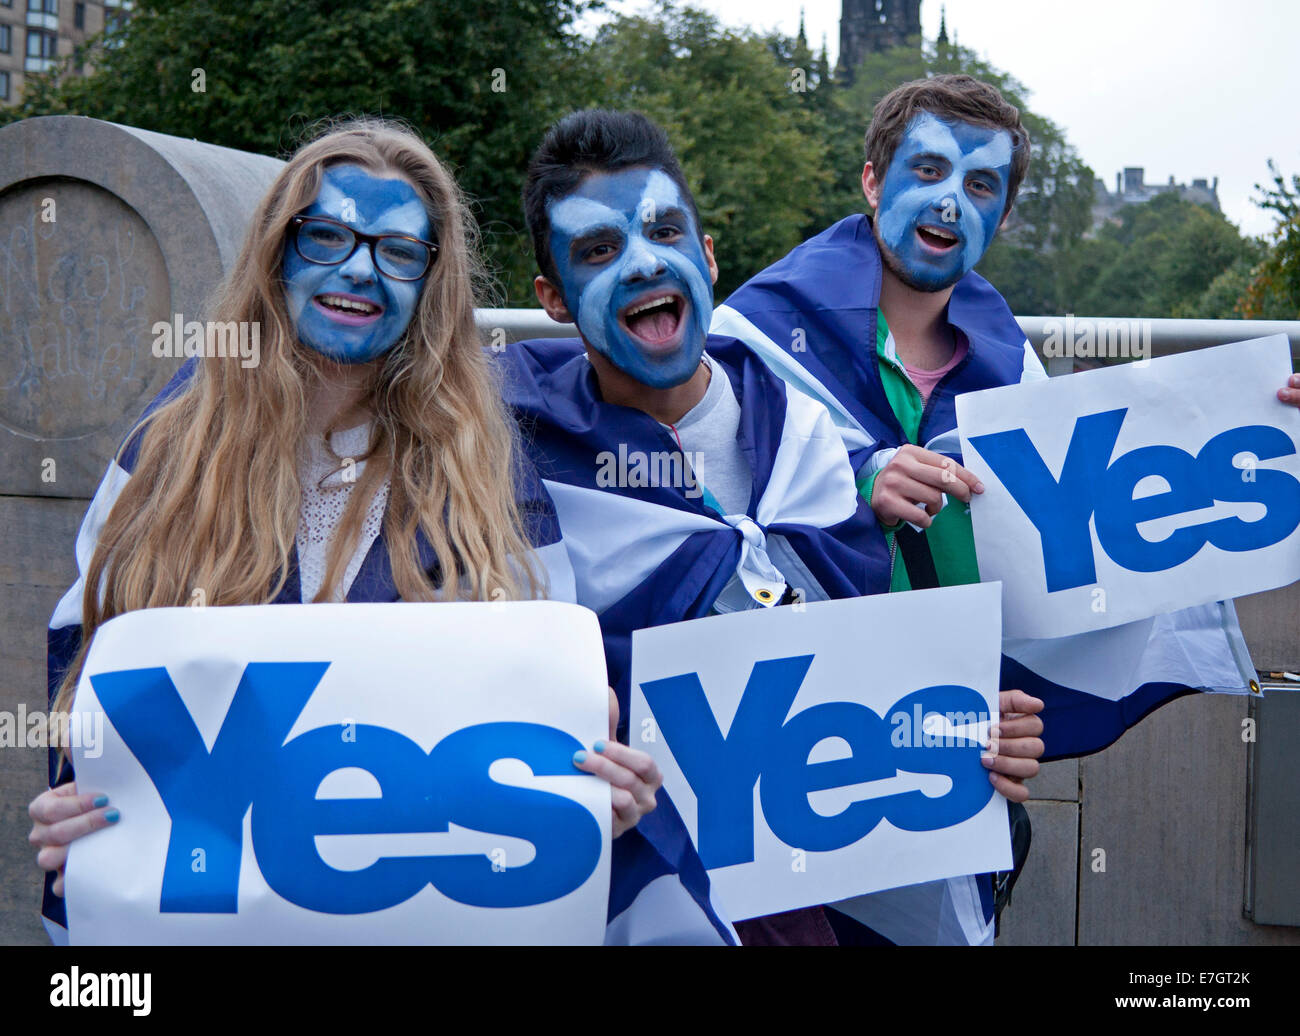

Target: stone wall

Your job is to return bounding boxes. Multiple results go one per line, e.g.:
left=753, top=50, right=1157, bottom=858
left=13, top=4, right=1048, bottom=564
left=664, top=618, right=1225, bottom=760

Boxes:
left=0, top=116, right=283, bottom=943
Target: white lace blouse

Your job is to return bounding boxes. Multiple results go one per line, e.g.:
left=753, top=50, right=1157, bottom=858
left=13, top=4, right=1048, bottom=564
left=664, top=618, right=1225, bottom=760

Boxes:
left=296, top=422, right=390, bottom=603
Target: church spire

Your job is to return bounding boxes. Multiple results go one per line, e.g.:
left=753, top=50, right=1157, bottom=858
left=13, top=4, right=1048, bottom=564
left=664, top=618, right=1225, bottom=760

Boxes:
left=938, top=5, right=950, bottom=46
left=838, top=0, right=923, bottom=82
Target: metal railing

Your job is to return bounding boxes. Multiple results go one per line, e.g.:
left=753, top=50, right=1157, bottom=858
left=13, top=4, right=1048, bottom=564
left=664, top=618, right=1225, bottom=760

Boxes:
left=475, top=309, right=1300, bottom=375
left=1016, top=316, right=1300, bottom=376
left=475, top=308, right=573, bottom=344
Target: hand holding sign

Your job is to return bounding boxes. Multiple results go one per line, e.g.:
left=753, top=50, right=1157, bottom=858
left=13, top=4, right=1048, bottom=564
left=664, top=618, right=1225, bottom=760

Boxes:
left=64, top=601, right=613, bottom=945
left=1277, top=372, right=1300, bottom=407
left=983, top=689, right=1045, bottom=802
left=631, top=583, right=1011, bottom=922
left=870, top=443, right=985, bottom=528
left=27, top=783, right=119, bottom=897
left=957, top=335, right=1300, bottom=639
left=571, top=688, right=663, bottom=837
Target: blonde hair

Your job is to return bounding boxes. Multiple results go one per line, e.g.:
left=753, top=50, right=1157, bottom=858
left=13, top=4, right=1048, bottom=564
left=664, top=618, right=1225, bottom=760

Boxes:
left=52, top=117, right=540, bottom=716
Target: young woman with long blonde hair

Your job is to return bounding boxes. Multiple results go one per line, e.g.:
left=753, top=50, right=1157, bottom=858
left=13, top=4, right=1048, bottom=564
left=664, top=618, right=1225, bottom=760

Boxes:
left=27, top=118, right=675, bottom=942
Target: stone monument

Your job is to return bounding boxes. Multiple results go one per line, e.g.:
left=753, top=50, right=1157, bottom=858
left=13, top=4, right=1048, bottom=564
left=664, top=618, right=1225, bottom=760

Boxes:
left=0, top=116, right=284, bottom=943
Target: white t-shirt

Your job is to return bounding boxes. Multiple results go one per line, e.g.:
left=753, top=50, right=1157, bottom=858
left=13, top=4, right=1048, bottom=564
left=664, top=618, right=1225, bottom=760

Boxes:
left=659, top=354, right=768, bottom=614
left=659, top=354, right=753, bottom=517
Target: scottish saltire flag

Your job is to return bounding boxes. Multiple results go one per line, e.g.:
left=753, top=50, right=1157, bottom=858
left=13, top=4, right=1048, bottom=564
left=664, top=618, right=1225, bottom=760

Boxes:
left=501, top=334, right=1001, bottom=944
left=717, top=213, right=1258, bottom=763
left=498, top=334, right=891, bottom=708
left=44, top=359, right=729, bottom=947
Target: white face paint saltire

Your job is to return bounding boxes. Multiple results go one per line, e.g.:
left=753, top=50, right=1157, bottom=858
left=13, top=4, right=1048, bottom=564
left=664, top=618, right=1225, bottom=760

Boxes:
left=547, top=168, right=713, bottom=389
left=875, top=112, right=1013, bottom=292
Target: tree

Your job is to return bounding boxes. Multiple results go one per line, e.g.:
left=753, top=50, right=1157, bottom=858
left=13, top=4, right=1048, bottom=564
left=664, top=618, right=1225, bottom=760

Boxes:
left=1178, top=257, right=1260, bottom=320
left=572, top=4, right=832, bottom=301
left=2, top=0, right=594, bottom=303
left=1240, top=161, right=1300, bottom=319
left=1058, top=192, right=1258, bottom=317
left=818, top=39, right=1096, bottom=316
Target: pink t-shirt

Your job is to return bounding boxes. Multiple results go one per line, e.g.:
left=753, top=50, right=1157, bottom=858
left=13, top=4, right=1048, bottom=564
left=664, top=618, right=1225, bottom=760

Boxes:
left=904, top=337, right=968, bottom=403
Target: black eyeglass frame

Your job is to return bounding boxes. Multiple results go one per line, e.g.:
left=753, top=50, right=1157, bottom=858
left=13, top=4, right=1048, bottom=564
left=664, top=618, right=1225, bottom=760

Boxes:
left=288, top=214, right=439, bottom=282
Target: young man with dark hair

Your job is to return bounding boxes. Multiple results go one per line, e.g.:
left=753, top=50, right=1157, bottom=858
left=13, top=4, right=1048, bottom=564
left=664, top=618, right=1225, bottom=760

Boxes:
left=499, top=107, right=1044, bottom=945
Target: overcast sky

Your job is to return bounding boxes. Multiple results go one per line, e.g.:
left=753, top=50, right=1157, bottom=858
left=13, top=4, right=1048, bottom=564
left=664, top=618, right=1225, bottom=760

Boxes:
left=589, top=0, right=1297, bottom=238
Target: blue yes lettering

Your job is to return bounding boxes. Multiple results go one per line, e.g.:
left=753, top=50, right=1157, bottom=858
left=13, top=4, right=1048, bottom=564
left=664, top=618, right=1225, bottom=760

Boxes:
left=968, top=409, right=1300, bottom=591
left=547, top=167, right=713, bottom=389
left=282, top=164, right=431, bottom=364
left=640, top=655, right=993, bottom=869
left=89, top=663, right=602, bottom=914
left=876, top=112, right=1012, bottom=292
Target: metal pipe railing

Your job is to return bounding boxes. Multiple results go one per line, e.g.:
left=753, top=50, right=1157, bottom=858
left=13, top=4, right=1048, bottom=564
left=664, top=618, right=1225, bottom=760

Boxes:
left=1016, top=316, right=1300, bottom=357
left=476, top=308, right=574, bottom=345
left=1016, top=315, right=1300, bottom=376
left=476, top=309, right=1300, bottom=371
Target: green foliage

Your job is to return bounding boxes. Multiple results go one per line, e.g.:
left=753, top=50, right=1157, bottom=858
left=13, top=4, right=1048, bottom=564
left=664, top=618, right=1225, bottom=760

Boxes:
left=3, top=0, right=1268, bottom=318
left=1241, top=161, right=1300, bottom=319
left=1059, top=192, right=1260, bottom=317
left=569, top=4, right=832, bottom=299
left=824, top=39, right=1096, bottom=315
left=7, top=0, right=837, bottom=304
left=1177, top=258, right=1258, bottom=319
left=2, top=0, right=593, bottom=303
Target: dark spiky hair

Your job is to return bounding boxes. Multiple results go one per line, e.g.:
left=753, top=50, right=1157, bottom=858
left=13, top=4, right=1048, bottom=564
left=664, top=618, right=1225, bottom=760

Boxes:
left=523, top=109, right=702, bottom=287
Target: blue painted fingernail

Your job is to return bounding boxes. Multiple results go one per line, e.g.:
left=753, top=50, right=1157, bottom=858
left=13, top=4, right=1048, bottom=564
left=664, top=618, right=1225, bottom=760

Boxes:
left=594, top=740, right=607, bottom=753
left=104, top=808, right=120, bottom=823
left=93, top=795, right=109, bottom=808
left=572, top=750, right=587, bottom=765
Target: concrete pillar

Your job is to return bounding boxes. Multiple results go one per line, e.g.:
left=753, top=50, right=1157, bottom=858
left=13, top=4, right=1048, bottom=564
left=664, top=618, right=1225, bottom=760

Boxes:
left=0, top=115, right=285, bottom=497
left=0, top=116, right=283, bottom=943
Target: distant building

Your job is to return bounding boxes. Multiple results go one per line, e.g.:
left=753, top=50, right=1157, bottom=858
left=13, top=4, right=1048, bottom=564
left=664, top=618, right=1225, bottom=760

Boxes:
left=0, top=0, right=131, bottom=108
left=1091, top=167, right=1221, bottom=230
left=839, top=0, right=923, bottom=79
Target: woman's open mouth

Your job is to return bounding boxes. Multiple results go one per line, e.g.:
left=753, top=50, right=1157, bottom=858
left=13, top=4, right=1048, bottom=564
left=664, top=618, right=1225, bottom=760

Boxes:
left=313, top=293, right=384, bottom=327
left=618, top=292, right=688, bottom=351
left=916, top=225, right=961, bottom=253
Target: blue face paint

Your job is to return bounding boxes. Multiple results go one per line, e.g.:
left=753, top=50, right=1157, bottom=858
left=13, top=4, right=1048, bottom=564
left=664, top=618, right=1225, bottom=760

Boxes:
left=546, top=168, right=713, bottom=389
left=875, top=113, right=1013, bottom=292
left=282, top=164, right=431, bottom=364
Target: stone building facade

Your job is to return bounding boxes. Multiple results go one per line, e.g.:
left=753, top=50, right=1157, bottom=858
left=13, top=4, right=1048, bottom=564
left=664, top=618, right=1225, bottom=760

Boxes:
left=1091, top=166, right=1222, bottom=231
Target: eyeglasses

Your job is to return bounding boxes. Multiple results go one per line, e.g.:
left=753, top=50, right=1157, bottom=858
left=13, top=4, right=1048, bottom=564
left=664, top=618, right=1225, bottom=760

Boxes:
left=288, top=215, right=438, bottom=282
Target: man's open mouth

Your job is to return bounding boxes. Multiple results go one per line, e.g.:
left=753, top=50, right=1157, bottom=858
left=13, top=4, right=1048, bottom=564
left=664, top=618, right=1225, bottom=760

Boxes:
left=916, top=225, right=961, bottom=251
left=618, top=292, right=687, bottom=350
left=313, top=293, right=384, bottom=326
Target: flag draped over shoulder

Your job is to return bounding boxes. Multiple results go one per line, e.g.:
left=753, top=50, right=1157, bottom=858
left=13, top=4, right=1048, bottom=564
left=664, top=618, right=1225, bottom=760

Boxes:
left=717, top=213, right=1258, bottom=763
left=500, top=333, right=899, bottom=943
left=498, top=333, right=891, bottom=708
left=43, top=359, right=724, bottom=947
